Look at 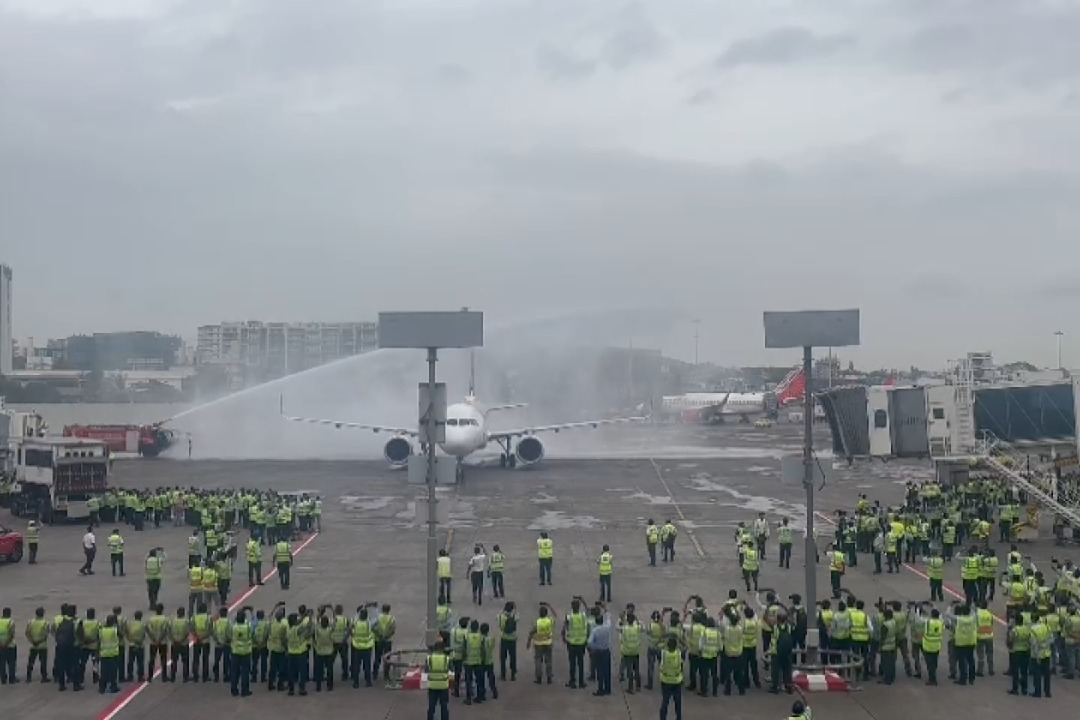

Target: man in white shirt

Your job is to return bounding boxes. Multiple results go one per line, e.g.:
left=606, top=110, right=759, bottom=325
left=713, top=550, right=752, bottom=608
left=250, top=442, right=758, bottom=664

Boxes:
left=467, top=545, right=487, bottom=605
left=81, top=525, right=97, bottom=575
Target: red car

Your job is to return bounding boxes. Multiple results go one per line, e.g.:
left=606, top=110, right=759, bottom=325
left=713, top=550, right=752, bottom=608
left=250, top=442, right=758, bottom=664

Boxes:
left=0, top=523, right=23, bottom=563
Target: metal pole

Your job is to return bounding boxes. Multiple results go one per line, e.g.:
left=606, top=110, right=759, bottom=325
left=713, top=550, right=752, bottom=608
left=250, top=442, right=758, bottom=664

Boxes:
left=693, top=320, right=700, bottom=365
left=425, top=347, right=439, bottom=647
left=1055, top=331, right=1063, bottom=370
left=802, top=345, right=817, bottom=661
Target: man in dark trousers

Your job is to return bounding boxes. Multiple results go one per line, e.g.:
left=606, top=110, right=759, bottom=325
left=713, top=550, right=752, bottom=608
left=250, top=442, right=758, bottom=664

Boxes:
left=53, top=604, right=82, bottom=691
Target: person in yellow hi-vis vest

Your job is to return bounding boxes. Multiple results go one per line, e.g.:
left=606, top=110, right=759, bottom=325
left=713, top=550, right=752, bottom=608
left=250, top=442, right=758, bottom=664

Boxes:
left=437, top=549, right=452, bottom=602
left=527, top=602, right=555, bottom=684
left=426, top=641, right=451, bottom=720
left=98, top=615, right=121, bottom=693
left=659, top=635, right=684, bottom=720
left=597, top=546, right=613, bottom=602
left=25, top=607, right=51, bottom=682
left=537, top=533, right=553, bottom=586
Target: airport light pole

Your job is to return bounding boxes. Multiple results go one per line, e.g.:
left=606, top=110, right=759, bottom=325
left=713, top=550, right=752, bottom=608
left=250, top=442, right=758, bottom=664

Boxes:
left=1055, top=330, right=1064, bottom=370
left=764, top=309, right=860, bottom=663
left=377, top=310, right=484, bottom=647
left=693, top=319, right=700, bottom=365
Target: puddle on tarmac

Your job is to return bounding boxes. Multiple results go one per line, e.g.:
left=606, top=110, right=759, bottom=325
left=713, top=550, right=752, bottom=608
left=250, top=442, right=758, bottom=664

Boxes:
left=527, top=510, right=602, bottom=530
left=449, top=500, right=480, bottom=523
left=604, top=487, right=637, bottom=493
left=746, top=465, right=774, bottom=474
left=548, top=446, right=792, bottom=460
left=627, top=491, right=674, bottom=505
left=680, top=520, right=742, bottom=530
left=676, top=463, right=699, bottom=469
left=340, top=495, right=396, bottom=511
left=532, top=492, right=558, bottom=505
left=684, top=474, right=808, bottom=526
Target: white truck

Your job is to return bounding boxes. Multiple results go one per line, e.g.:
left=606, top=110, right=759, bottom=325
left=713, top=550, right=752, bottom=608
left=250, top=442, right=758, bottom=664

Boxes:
left=9, top=437, right=110, bottom=523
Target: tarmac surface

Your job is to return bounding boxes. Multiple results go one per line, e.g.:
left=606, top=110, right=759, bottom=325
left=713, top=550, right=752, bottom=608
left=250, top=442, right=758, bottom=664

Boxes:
left=2, top=422, right=1078, bottom=720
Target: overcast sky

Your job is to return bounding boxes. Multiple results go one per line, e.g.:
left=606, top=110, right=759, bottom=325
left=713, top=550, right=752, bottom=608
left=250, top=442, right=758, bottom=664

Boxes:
left=2, top=0, right=1079, bottom=369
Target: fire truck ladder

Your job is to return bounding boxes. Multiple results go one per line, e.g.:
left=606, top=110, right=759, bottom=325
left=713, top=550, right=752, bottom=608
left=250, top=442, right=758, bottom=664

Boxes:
left=977, top=434, right=1080, bottom=529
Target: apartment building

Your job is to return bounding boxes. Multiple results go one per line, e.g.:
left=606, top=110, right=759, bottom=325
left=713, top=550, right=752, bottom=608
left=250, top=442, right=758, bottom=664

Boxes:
left=196, top=320, right=379, bottom=376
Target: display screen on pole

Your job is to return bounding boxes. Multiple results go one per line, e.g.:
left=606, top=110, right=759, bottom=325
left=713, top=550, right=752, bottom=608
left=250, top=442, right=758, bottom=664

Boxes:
left=763, top=309, right=860, bottom=349
left=378, top=311, right=484, bottom=349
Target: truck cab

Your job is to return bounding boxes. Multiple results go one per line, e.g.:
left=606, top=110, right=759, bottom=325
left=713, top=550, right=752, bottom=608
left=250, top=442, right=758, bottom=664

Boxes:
left=10, top=437, right=110, bottom=523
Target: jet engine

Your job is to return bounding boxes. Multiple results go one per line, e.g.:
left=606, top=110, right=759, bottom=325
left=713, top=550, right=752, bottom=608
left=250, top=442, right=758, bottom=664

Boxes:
left=514, top=436, right=545, bottom=466
left=383, top=437, right=413, bottom=468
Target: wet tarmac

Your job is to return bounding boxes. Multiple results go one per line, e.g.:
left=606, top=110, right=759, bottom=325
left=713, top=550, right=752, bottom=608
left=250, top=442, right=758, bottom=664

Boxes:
left=2, top=422, right=1078, bottom=720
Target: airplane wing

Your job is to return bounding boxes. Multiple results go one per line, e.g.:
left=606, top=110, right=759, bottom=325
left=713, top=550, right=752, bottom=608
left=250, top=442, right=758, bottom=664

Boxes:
left=488, top=416, right=646, bottom=441
left=280, top=394, right=416, bottom=436
left=282, top=415, right=417, bottom=436
left=485, top=403, right=529, bottom=414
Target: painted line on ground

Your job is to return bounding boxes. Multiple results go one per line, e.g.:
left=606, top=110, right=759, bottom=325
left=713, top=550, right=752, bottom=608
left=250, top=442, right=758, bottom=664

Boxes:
left=97, top=531, right=321, bottom=720
left=813, top=512, right=1008, bottom=627
left=648, top=458, right=705, bottom=557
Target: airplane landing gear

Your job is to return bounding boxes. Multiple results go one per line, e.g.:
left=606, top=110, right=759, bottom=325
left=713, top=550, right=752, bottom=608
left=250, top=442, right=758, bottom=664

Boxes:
left=455, top=460, right=465, bottom=482
left=496, top=438, right=516, bottom=469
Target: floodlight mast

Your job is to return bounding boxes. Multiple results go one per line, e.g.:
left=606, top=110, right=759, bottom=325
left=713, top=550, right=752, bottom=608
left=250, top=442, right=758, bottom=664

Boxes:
left=424, top=347, right=438, bottom=647
left=376, top=310, right=484, bottom=649
left=763, top=309, right=860, bottom=665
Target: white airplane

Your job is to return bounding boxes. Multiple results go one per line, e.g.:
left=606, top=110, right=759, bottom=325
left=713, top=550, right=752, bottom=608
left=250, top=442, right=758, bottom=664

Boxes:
left=659, top=367, right=806, bottom=423
left=281, top=370, right=646, bottom=478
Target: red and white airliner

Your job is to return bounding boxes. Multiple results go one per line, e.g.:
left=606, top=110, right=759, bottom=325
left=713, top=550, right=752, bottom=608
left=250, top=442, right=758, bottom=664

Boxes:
left=658, top=367, right=806, bottom=424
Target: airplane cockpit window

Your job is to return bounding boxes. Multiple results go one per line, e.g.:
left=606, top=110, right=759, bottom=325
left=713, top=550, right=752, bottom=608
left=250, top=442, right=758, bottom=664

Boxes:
left=447, top=419, right=460, bottom=426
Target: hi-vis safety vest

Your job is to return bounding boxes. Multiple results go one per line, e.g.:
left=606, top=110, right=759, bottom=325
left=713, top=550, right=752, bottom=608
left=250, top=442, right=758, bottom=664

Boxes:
left=647, top=525, right=659, bottom=544
left=99, top=627, right=120, bottom=658
left=922, top=619, right=943, bottom=653
left=351, top=622, right=375, bottom=650
left=465, top=632, right=484, bottom=665
left=660, top=649, right=683, bottom=685
left=275, top=542, right=291, bottom=564
left=849, top=611, right=869, bottom=642
left=145, top=556, right=162, bottom=580
left=533, top=617, right=553, bottom=646
left=566, top=612, right=588, bottom=646
left=247, top=541, right=260, bottom=564
left=490, top=552, right=505, bottom=572
left=976, top=609, right=994, bottom=640
left=621, top=622, right=641, bottom=656
left=437, top=556, right=451, bottom=578
left=232, top=624, right=253, bottom=656
left=427, top=652, right=450, bottom=690
left=830, top=551, right=845, bottom=573
left=701, top=628, right=720, bottom=659
left=954, top=615, right=977, bottom=648
left=189, top=567, right=203, bottom=591
left=598, top=552, right=613, bottom=576
left=538, top=538, right=553, bottom=559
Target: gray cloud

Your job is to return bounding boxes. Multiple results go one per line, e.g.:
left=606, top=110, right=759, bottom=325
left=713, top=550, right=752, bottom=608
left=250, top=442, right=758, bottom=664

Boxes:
left=881, top=0, right=1080, bottom=89
left=1, top=0, right=1079, bottom=369
left=535, top=1, right=664, bottom=80
left=715, top=26, right=856, bottom=70
left=535, top=45, right=597, bottom=81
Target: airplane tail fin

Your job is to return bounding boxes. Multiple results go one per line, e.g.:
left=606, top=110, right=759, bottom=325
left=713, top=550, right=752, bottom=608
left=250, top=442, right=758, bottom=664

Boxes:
left=775, top=367, right=806, bottom=406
